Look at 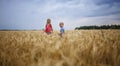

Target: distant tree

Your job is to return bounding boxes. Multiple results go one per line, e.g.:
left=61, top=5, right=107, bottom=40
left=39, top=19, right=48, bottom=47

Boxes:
left=75, top=24, right=120, bottom=30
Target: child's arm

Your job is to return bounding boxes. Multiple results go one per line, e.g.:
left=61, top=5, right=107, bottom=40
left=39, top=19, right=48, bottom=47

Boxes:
left=50, top=24, right=53, bottom=31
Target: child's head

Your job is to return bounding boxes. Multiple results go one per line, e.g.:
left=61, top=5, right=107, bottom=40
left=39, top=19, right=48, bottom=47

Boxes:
left=59, top=22, right=64, bottom=28
left=47, top=18, right=51, bottom=24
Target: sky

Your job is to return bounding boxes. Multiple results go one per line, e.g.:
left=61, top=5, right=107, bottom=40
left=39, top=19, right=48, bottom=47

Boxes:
left=0, top=0, right=120, bottom=30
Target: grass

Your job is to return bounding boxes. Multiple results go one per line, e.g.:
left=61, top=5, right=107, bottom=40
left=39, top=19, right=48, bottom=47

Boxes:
left=0, top=30, right=120, bottom=66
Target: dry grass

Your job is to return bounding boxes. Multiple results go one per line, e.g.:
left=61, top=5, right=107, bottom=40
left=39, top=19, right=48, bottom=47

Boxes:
left=0, top=30, right=120, bottom=66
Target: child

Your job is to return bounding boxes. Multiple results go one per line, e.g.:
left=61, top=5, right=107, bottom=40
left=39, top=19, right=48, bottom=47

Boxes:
left=45, top=18, right=53, bottom=34
left=59, top=22, right=65, bottom=37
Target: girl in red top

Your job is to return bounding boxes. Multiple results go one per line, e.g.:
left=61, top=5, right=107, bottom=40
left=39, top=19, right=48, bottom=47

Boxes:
left=45, top=18, right=53, bottom=34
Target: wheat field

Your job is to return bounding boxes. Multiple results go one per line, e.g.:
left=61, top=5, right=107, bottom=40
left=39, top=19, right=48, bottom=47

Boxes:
left=0, top=30, right=120, bottom=66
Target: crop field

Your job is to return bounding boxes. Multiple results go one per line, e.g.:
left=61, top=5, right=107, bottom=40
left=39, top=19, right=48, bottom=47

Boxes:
left=0, top=30, right=120, bottom=66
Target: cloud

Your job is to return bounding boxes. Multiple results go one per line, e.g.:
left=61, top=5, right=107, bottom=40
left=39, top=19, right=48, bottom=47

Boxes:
left=32, top=0, right=120, bottom=18
left=0, top=0, right=120, bottom=30
left=64, top=14, right=120, bottom=29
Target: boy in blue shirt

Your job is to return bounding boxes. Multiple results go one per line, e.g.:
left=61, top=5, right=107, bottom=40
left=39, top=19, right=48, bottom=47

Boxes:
left=59, top=22, right=65, bottom=37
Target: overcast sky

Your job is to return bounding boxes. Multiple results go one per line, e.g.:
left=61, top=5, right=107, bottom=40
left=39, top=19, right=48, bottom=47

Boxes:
left=0, top=0, right=120, bottom=30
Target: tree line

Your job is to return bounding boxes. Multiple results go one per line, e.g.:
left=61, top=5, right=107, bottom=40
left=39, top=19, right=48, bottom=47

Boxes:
left=75, top=24, right=120, bottom=30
